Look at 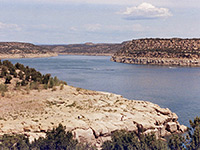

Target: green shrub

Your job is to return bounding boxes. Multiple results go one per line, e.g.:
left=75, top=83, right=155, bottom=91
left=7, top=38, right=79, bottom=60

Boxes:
left=102, top=130, right=167, bottom=150
left=0, top=66, right=8, bottom=78
left=186, top=116, right=200, bottom=149
left=15, top=62, right=25, bottom=71
left=0, top=134, right=30, bottom=149
left=49, top=77, right=54, bottom=88
left=42, top=74, right=51, bottom=84
left=43, top=84, right=48, bottom=89
left=31, top=124, right=79, bottom=150
left=18, top=71, right=24, bottom=80
left=30, top=82, right=39, bottom=90
left=168, top=134, right=185, bottom=150
left=2, top=60, right=14, bottom=69
left=53, top=76, right=60, bottom=86
left=5, top=75, right=12, bottom=84
left=8, top=66, right=16, bottom=75
left=21, top=80, right=28, bottom=86
left=16, top=81, right=21, bottom=87
left=0, top=84, right=7, bottom=92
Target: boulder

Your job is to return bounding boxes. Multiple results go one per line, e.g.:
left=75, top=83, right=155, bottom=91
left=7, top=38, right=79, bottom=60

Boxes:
left=73, top=128, right=96, bottom=144
left=180, top=125, right=188, bottom=132
left=166, top=122, right=177, bottom=133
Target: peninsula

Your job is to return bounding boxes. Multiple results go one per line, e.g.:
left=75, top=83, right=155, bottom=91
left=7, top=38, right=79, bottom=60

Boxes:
left=111, top=38, right=200, bottom=66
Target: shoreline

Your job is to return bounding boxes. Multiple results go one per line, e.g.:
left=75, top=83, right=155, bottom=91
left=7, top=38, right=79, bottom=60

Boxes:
left=0, top=53, right=58, bottom=59
left=111, top=56, right=200, bottom=67
left=58, top=52, right=112, bottom=56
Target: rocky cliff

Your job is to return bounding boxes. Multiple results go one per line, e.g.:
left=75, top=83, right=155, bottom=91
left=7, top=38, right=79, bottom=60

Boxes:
left=42, top=43, right=123, bottom=56
left=0, top=84, right=187, bottom=148
left=0, top=42, right=57, bottom=59
left=111, top=38, right=200, bottom=66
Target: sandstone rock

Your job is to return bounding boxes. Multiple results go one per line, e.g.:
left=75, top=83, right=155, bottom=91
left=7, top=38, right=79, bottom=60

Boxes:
left=166, top=122, right=177, bottom=133
left=144, top=128, right=159, bottom=138
left=73, top=128, right=96, bottom=144
left=0, top=84, right=186, bottom=147
left=156, top=125, right=167, bottom=137
left=23, top=126, right=31, bottom=132
left=180, top=125, right=188, bottom=132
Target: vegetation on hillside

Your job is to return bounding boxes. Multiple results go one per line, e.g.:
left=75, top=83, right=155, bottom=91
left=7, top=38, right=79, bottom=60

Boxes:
left=0, top=42, right=53, bottom=54
left=41, top=43, right=123, bottom=54
left=114, top=38, right=200, bottom=59
left=0, top=59, right=67, bottom=96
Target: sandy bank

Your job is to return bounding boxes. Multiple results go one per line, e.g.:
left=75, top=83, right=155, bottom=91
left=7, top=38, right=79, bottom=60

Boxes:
left=0, top=53, right=58, bottom=59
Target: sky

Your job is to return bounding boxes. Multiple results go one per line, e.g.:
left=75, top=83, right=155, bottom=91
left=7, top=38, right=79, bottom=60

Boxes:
left=0, top=0, right=200, bottom=44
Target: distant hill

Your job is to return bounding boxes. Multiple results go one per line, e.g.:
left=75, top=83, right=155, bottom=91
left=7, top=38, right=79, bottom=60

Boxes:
left=0, top=42, right=57, bottom=59
left=41, top=43, right=124, bottom=55
left=111, top=38, right=200, bottom=66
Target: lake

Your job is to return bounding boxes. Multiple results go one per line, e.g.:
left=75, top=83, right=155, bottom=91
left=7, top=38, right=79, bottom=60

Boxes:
left=5, top=55, right=200, bottom=126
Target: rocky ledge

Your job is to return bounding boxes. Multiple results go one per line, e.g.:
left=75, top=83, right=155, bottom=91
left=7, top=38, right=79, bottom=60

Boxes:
left=0, top=85, right=187, bottom=147
left=111, top=38, right=200, bottom=66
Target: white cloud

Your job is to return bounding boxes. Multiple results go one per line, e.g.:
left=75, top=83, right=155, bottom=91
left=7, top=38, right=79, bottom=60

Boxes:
left=70, top=27, right=77, bottom=31
left=122, top=2, right=172, bottom=20
left=85, top=24, right=102, bottom=32
left=0, top=22, right=21, bottom=31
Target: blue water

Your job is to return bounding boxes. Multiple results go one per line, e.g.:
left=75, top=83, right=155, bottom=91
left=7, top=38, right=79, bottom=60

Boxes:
left=5, top=55, right=200, bottom=126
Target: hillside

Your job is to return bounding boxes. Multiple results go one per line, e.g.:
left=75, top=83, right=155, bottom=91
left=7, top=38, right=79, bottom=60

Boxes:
left=0, top=60, right=186, bottom=148
left=0, top=42, right=57, bottom=59
left=41, top=43, right=123, bottom=56
left=111, top=38, right=200, bottom=66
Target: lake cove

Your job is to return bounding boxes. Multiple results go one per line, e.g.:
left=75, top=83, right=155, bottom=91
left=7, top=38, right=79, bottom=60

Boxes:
left=6, top=55, right=200, bottom=126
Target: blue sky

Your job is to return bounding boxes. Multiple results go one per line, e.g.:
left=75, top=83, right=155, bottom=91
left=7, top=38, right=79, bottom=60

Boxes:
left=0, top=0, right=200, bottom=44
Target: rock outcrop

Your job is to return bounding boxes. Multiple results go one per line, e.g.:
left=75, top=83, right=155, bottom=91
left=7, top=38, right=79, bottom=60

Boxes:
left=0, top=85, right=187, bottom=147
left=0, top=42, right=57, bottom=59
left=111, top=38, right=200, bottom=66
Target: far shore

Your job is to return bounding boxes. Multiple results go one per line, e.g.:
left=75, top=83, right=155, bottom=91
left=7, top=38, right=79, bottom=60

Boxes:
left=0, top=53, right=58, bottom=59
left=0, top=53, right=113, bottom=60
left=58, top=52, right=113, bottom=56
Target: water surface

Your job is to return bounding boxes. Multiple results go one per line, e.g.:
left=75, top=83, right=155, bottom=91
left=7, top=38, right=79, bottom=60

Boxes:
left=6, top=55, right=200, bottom=126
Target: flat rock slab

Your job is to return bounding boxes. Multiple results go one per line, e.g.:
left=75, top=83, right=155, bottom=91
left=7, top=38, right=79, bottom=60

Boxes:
left=0, top=85, right=187, bottom=146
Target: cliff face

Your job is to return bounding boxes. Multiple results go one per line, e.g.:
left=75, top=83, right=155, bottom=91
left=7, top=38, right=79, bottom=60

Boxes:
left=0, top=42, right=57, bottom=59
left=42, top=43, right=123, bottom=56
left=111, top=38, right=200, bottom=66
